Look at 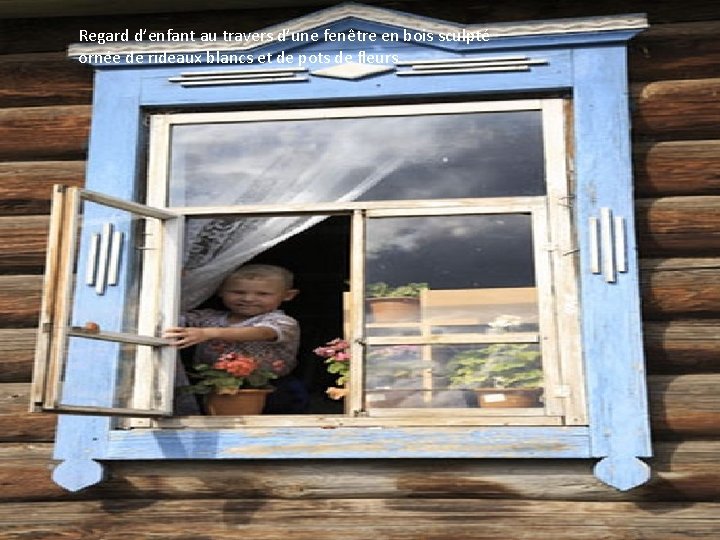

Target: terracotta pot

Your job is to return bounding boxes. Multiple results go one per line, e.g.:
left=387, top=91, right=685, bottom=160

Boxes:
left=367, top=297, right=420, bottom=323
left=205, top=389, right=273, bottom=415
left=475, top=388, right=543, bottom=408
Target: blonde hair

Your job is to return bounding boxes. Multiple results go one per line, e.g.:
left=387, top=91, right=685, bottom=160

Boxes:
left=222, top=264, right=294, bottom=290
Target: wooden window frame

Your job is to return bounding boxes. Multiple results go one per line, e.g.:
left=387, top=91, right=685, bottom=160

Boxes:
left=41, top=5, right=650, bottom=492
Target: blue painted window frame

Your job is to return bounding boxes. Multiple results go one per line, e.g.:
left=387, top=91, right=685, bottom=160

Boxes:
left=48, top=7, right=651, bottom=492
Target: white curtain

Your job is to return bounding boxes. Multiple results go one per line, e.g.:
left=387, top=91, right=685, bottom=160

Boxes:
left=180, top=159, right=403, bottom=309
left=170, top=112, right=494, bottom=309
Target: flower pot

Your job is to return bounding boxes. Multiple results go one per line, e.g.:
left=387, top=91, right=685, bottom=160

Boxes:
left=205, top=388, right=274, bottom=415
left=367, top=297, right=420, bottom=323
left=475, top=388, right=543, bottom=408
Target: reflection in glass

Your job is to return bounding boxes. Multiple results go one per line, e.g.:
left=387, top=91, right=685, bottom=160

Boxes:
left=168, top=109, right=544, bottom=206
left=364, top=343, right=544, bottom=409
left=364, top=213, right=543, bottom=409
left=60, top=338, right=150, bottom=409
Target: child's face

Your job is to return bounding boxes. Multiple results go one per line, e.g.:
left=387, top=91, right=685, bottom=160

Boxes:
left=219, top=276, right=297, bottom=319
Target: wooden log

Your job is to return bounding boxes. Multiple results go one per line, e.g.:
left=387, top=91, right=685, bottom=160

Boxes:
left=636, top=196, right=720, bottom=255
left=0, top=498, right=718, bottom=539
left=0, top=371, right=718, bottom=443
left=633, top=140, right=720, bottom=197
left=0, top=161, right=85, bottom=215
left=650, top=374, right=720, bottom=438
left=631, top=78, right=720, bottom=139
left=640, top=258, right=720, bottom=318
left=0, top=329, right=36, bottom=383
left=0, top=275, right=42, bottom=328
left=0, top=52, right=92, bottom=108
left=1, top=440, right=718, bottom=502
left=644, top=320, right=720, bottom=373
left=0, top=383, right=55, bottom=443
left=0, top=216, right=49, bottom=273
left=0, top=105, right=90, bottom=161
left=629, top=21, right=720, bottom=82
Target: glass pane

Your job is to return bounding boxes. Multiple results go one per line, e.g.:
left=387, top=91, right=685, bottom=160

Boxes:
left=365, top=214, right=538, bottom=332
left=168, top=109, right=544, bottom=206
left=69, top=199, right=157, bottom=335
left=48, top=192, right=173, bottom=416
left=365, top=343, right=544, bottom=409
left=364, top=213, right=543, bottom=409
left=57, top=337, right=159, bottom=410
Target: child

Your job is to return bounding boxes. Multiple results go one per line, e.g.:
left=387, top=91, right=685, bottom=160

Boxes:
left=164, top=264, right=307, bottom=414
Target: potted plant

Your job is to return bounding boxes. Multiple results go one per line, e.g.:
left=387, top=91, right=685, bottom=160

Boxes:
left=313, top=338, right=351, bottom=400
left=184, top=352, right=280, bottom=415
left=314, top=340, right=425, bottom=405
left=448, top=343, right=544, bottom=408
left=365, top=282, right=428, bottom=322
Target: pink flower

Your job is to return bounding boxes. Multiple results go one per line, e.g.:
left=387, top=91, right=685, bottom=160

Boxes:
left=334, top=351, right=350, bottom=362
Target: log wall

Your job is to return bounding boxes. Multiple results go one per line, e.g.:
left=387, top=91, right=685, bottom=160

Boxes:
left=0, top=1, right=718, bottom=538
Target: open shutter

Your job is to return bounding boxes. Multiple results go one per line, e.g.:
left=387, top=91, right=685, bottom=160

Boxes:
left=31, top=186, right=181, bottom=417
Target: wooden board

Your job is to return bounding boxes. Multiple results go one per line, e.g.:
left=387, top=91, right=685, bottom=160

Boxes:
left=0, top=498, right=718, bottom=539
left=0, top=105, right=90, bottom=161
left=634, top=141, right=720, bottom=196
left=1, top=440, right=718, bottom=502
left=636, top=196, right=720, bottom=255
left=640, top=258, right=720, bottom=317
left=0, top=52, right=92, bottom=108
left=632, top=78, right=720, bottom=139
left=0, top=161, right=85, bottom=215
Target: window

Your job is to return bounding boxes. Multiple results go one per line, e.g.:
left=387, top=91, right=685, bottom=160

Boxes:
left=33, top=5, right=651, bottom=492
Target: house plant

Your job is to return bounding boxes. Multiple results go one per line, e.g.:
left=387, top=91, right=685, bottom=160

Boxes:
left=184, top=352, right=279, bottom=415
left=313, top=338, right=351, bottom=400
left=365, top=282, right=428, bottom=322
left=314, top=339, right=425, bottom=406
left=448, top=343, right=544, bottom=408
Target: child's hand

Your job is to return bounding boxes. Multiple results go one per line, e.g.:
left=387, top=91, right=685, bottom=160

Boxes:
left=162, top=327, right=212, bottom=349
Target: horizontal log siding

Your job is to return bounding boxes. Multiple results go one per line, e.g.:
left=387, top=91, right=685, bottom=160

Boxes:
left=0, top=440, right=716, bottom=503
left=2, top=371, right=719, bottom=442
left=0, top=499, right=719, bottom=540
left=0, top=161, right=85, bottom=215
left=0, top=196, right=718, bottom=272
left=633, top=141, right=720, bottom=196
left=629, top=21, right=720, bottom=82
left=0, top=80, right=719, bottom=161
left=0, top=52, right=92, bottom=108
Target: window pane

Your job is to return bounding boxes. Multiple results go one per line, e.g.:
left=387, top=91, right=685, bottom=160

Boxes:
left=365, top=343, right=544, bottom=409
left=168, top=109, right=544, bottom=206
left=365, top=214, right=538, bottom=330
left=364, top=213, right=542, bottom=410
left=58, top=337, right=158, bottom=410
left=70, top=200, right=157, bottom=335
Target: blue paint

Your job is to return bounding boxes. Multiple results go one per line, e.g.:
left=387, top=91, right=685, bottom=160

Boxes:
left=52, top=6, right=650, bottom=492
left=105, top=427, right=592, bottom=460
